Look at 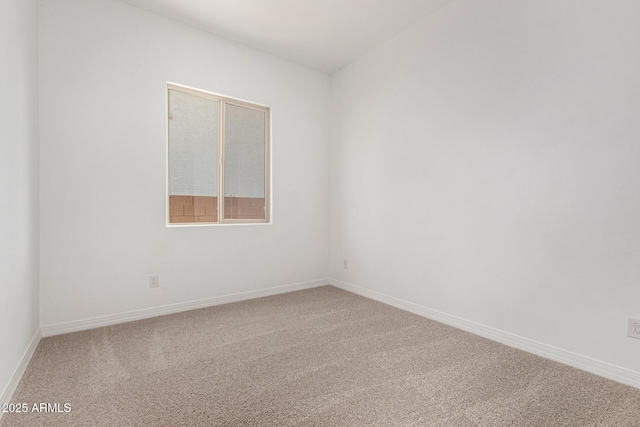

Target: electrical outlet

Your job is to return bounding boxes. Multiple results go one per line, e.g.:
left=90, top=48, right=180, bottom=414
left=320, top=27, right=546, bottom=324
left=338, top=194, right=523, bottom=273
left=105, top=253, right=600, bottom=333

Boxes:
left=149, top=274, right=159, bottom=288
left=628, top=318, right=640, bottom=339
left=343, top=259, right=348, bottom=269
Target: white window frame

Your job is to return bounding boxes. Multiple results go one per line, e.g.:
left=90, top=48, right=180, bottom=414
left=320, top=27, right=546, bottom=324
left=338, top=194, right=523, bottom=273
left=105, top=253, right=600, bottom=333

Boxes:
left=166, top=82, right=271, bottom=226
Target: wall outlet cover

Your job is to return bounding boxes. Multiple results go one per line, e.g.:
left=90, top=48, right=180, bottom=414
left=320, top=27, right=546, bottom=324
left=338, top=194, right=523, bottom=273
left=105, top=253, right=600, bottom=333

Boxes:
left=149, top=274, right=159, bottom=288
left=627, top=318, right=640, bottom=339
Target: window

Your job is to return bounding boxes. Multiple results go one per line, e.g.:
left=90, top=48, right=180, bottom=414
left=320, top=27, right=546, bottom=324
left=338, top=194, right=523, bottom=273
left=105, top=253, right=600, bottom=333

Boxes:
left=167, top=83, right=270, bottom=225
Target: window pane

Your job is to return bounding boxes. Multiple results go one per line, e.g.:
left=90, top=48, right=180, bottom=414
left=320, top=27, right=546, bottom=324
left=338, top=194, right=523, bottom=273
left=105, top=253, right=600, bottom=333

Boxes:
left=223, top=104, right=266, bottom=220
left=168, top=89, right=219, bottom=223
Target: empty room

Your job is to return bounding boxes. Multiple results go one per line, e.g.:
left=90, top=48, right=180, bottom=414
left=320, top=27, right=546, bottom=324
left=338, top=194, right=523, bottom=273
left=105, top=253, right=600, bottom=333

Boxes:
left=2, top=0, right=640, bottom=425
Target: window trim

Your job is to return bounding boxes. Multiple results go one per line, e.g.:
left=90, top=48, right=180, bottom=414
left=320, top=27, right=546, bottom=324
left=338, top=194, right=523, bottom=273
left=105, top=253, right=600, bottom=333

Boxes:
left=166, top=82, right=271, bottom=226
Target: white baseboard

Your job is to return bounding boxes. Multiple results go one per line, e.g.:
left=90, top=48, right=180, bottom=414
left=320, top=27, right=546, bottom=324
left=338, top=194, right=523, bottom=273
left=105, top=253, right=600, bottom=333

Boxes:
left=0, top=328, right=41, bottom=420
left=41, top=279, right=330, bottom=337
left=330, top=278, right=640, bottom=390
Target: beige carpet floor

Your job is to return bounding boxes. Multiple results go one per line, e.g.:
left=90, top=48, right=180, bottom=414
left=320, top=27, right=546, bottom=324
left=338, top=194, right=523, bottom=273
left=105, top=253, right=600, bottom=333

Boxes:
left=2, top=286, right=640, bottom=426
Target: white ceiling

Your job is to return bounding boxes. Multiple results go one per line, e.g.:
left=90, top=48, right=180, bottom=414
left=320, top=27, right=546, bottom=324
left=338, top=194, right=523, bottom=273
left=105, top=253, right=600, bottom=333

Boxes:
left=118, top=0, right=453, bottom=73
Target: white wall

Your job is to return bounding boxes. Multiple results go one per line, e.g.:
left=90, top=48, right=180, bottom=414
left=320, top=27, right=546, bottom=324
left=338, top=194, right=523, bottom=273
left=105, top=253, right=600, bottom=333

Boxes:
left=0, top=0, right=39, bottom=401
left=39, top=0, right=331, bottom=326
left=331, top=0, right=640, bottom=373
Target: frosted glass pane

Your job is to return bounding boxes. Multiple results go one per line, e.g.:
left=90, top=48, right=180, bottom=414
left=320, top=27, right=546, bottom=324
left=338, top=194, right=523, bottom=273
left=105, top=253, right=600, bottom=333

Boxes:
left=224, top=104, right=265, bottom=220
left=168, top=90, right=218, bottom=197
